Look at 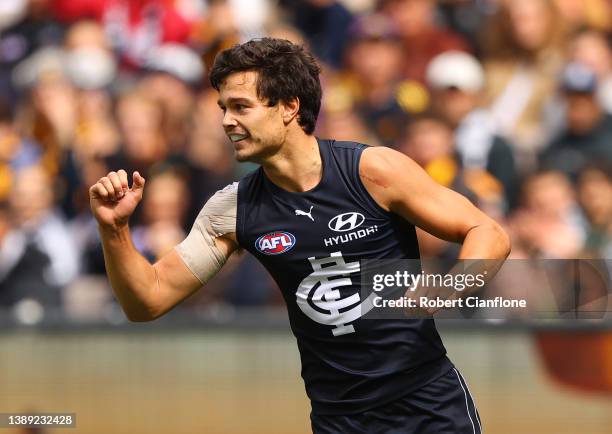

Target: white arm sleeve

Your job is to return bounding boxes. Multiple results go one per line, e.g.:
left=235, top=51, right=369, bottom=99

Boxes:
left=174, top=182, right=238, bottom=284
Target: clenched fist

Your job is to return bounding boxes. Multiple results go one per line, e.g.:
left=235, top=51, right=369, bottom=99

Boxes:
left=90, top=170, right=145, bottom=229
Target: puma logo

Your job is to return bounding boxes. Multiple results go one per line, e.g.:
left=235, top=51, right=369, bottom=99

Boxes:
left=295, top=205, right=314, bottom=222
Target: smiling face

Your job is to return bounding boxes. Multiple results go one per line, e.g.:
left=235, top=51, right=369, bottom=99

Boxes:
left=217, top=71, right=292, bottom=163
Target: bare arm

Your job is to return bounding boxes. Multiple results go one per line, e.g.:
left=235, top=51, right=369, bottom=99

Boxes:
left=90, top=170, right=238, bottom=322
left=359, top=146, right=511, bottom=260
left=360, top=146, right=510, bottom=314
left=99, top=226, right=237, bottom=322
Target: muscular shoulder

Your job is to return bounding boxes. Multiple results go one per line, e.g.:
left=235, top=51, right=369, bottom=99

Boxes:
left=359, top=146, right=420, bottom=212
left=360, top=146, right=398, bottom=179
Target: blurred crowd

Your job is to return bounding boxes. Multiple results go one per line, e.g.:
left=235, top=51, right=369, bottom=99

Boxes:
left=0, top=0, right=610, bottom=324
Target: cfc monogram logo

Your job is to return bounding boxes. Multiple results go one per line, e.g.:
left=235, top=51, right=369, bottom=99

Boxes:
left=295, top=251, right=376, bottom=336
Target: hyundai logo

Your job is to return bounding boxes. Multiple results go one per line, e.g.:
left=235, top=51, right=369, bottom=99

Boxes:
left=328, top=212, right=365, bottom=232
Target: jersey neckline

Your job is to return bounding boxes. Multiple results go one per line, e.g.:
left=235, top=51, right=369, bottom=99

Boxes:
left=261, top=137, right=330, bottom=196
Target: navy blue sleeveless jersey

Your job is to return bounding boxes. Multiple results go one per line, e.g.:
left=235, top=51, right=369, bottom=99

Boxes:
left=236, top=138, right=453, bottom=415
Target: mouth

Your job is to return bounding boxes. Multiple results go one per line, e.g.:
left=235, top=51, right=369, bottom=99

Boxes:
left=228, top=133, right=250, bottom=143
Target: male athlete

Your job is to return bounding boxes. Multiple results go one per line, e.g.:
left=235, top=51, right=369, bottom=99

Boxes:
left=90, top=38, right=510, bottom=433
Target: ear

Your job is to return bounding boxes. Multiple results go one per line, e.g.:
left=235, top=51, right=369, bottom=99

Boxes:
left=281, top=97, right=300, bottom=125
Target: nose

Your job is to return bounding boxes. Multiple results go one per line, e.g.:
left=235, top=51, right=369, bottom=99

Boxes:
left=222, top=110, right=238, bottom=129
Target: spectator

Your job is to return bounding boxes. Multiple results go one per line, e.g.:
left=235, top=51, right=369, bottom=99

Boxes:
left=341, top=13, right=411, bottom=147
left=426, top=51, right=519, bottom=209
left=192, top=0, right=271, bottom=55
left=379, top=0, right=471, bottom=84
left=280, top=0, right=354, bottom=69
left=482, top=0, right=569, bottom=169
left=192, top=0, right=241, bottom=71
left=401, top=113, right=506, bottom=217
left=132, top=168, right=189, bottom=262
left=10, top=164, right=79, bottom=283
left=63, top=19, right=117, bottom=91
left=0, top=199, right=60, bottom=321
left=0, top=98, right=41, bottom=201
left=108, top=89, right=168, bottom=173
left=399, top=115, right=472, bottom=196
left=577, top=163, right=612, bottom=258
left=140, top=44, right=204, bottom=154
left=0, top=164, right=79, bottom=320
left=540, top=63, right=612, bottom=179
left=318, top=102, right=379, bottom=146
left=13, top=46, right=78, bottom=176
left=510, top=170, right=586, bottom=258
left=569, top=28, right=612, bottom=114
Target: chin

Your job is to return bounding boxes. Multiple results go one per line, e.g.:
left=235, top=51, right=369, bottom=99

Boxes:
left=234, top=151, right=251, bottom=163
left=234, top=148, right=258, bottom=163
left=233, top=140, right=277, bottom=164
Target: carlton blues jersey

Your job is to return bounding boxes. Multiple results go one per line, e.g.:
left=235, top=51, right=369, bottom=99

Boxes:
left=236, top=139, right=453, bottom=415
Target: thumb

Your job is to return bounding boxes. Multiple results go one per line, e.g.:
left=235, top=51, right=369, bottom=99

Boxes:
left=132, top=171, right=146, bottom=193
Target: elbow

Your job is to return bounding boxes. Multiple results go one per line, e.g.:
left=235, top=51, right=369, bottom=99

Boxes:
left=491, top=221, right=511, bottom=259
left=124, top=305, right=161, bottom=323
left=466, top=219, right=511, bottom=259
left=125, top=311, right=155, bottom=322
left=126, top=313, right=155, bottom=322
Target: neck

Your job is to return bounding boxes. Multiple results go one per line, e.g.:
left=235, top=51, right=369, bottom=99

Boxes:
left=261, top=133, right=321, bottom=192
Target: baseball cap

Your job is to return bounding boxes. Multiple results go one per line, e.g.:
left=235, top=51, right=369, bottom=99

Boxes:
left=145, top=43, right=205, bottom=85
left=66, top=47, right=117, bottom=90
left=425, top=51, right=484, bottom=93
left=561, top=62, right=597, bottom=93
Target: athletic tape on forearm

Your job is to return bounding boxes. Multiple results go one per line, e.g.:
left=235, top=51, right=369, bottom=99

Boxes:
left=175, top=182, right=238, bottom=284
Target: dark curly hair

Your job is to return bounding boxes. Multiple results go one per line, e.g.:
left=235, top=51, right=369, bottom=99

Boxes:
left=209, top=38, right=322, bottom=135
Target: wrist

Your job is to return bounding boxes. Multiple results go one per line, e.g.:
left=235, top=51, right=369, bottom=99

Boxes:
left=99, top=222, right=131, bottom=241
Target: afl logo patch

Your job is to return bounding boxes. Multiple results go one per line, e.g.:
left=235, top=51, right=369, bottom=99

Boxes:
left=255, top=232, right=296, bottom=255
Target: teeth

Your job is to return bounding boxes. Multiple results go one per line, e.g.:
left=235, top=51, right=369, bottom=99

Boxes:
left=229, top=134, right=248, bottom=142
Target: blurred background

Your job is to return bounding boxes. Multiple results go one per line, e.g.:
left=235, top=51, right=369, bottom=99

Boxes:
left=0, top=0, right=610, bottom=433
